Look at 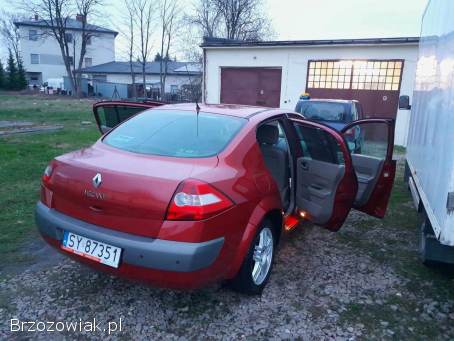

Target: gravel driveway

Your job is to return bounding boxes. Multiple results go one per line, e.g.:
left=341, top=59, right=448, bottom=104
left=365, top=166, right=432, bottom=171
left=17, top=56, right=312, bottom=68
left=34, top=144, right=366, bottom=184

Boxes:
left=1, top=163, right=454, bottom=340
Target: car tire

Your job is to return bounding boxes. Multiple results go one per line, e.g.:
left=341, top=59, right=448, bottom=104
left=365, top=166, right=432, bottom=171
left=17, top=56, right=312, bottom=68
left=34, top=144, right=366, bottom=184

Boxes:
left=230, top=219, right=276, bottom=295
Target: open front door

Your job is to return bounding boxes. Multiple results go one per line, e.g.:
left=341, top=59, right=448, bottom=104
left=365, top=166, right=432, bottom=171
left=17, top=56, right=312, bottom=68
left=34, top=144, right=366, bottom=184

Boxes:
left=93, top=101, right=164, bottom=134
left=290, top=119, right=358, bottom=231
left=341, top=119, right=396, bottom=218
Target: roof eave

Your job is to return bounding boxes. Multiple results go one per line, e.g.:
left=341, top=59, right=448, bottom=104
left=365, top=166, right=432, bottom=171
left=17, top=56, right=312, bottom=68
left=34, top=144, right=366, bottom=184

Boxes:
left=201, top=37, right=420, bottom=49
left=14, top=21, right=118, bottom=36
left=76, top=70, right=201, bottom=76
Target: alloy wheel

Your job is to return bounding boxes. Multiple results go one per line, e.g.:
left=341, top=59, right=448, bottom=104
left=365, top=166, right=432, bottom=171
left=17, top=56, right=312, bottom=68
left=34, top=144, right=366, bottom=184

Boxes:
left=251, top=227, right=274, bottom=285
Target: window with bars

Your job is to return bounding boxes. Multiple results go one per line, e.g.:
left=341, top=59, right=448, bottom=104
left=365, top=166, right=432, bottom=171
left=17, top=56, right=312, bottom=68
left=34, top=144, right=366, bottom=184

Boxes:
left=307, top=61, right=353, bottom=89
left=307, top=60, right=403, bottom=91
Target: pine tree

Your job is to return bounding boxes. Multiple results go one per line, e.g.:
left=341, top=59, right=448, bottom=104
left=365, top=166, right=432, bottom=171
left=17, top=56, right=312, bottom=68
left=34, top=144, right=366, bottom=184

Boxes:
left=6, top=50, right=18, bottom=90
left=0, top=60, right=5, bottom=89
left=16, top=57, right=27, bottom=90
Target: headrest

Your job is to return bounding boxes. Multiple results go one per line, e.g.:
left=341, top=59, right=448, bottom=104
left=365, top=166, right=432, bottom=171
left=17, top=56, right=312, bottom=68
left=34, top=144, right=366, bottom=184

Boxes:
left=257, top=124, right=279, bottom=145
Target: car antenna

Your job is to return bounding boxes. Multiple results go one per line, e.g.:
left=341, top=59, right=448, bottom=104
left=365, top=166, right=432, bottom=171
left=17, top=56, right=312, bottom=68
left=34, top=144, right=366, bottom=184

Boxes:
left=196, top=101, right=200, bottom=137
left=183, top=63, right=201, bottom=137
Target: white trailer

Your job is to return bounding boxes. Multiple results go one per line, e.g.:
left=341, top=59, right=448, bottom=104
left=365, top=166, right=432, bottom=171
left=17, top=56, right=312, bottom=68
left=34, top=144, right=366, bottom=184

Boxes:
left=403, top=0, right=454, bottom=263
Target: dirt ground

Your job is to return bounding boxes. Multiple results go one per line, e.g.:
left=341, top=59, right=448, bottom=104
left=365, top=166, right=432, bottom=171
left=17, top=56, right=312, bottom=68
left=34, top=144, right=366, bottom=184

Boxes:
left=1, top=160, right=454, bottom=340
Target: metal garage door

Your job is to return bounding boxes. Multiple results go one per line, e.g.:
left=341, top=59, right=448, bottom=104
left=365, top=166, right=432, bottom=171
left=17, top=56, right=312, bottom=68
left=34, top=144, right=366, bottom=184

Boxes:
left=220, top=68, right=282, bottom=107
left=305, top=60, right=404, bottom=118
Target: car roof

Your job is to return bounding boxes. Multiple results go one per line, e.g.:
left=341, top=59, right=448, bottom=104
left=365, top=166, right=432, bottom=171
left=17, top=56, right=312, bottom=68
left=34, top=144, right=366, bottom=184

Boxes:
left=298, top=98, right=356, bottom=104
left=156, top=102, right=274, bottom=118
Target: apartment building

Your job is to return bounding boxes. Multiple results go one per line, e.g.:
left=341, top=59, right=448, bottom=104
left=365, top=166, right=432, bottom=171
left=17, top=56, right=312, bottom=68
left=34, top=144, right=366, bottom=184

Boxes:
left=14, top=15, right=117, bottom=86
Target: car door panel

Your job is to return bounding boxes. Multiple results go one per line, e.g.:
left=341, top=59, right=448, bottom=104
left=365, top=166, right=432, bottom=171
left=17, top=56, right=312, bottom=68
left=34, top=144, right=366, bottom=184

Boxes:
left=352, top=154, right=384, bottom=206
left=296, top=157, right=345, bottom=225
left=341, top=119, right=396, bottom=218
left=358, top=160, right=396, bottom=217
left=290, top=119, right=357, bottom=231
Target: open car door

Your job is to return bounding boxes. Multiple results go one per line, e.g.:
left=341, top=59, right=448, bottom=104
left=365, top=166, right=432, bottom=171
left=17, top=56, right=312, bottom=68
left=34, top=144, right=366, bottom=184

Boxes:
left=93, top=100, right=164, bottom=134
left=341, top=119, right=396, bottom=218
left=290, top=119, right=358, bottom=231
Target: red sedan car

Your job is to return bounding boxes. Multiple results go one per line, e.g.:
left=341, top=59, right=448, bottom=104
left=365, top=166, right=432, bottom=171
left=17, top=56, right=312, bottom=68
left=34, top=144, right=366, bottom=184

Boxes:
left=36, top=101, right=396, bottom=294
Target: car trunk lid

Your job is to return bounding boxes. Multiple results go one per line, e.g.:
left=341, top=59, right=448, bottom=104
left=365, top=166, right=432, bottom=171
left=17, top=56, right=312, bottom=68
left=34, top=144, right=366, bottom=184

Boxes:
left=49, top=143, right=218, bottom=238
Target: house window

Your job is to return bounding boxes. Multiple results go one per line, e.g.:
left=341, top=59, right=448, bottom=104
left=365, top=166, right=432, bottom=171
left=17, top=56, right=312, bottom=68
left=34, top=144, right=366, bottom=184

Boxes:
left=30, top=54, right=40, bottom=64
left=307, top=59, right=403, bottom=91
left=85, top=58, right=92, bottom=67
left=170, top=85, right=178, bottom=94
left=65, top=33, right=73, bottom=43
left=29, top=30, right=38, bottom=41
left=66, top=56, right=74, bottom=65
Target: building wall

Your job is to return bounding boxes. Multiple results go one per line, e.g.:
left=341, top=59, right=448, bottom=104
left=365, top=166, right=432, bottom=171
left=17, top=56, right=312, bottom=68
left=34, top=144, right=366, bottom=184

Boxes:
left=18, top=25, right=116, bottom=82
left=204, top=44, right=418, bottom=146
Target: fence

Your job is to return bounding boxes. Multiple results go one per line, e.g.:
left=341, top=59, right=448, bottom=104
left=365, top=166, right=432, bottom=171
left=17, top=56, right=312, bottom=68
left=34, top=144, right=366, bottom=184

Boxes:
left=63, top=77, right=128, bottom=98
left=63, top=77, right=201, bottom=102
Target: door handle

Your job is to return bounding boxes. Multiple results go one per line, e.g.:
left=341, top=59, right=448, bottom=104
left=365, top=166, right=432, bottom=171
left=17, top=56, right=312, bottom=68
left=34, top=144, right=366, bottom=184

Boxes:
left=301, top=162, right=309, bottom=170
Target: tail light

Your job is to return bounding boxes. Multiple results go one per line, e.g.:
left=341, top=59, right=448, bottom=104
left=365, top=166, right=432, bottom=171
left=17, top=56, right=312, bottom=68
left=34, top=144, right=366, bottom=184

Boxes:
left=166, top=179, right=234, bottom=220
left=42, top=164, right=53, bottom=183
left=41, top=163, right=54, bottom=207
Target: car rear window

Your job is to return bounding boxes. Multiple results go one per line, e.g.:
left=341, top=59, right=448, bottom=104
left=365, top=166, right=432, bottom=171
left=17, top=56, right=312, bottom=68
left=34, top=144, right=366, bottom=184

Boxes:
left=103, top=109, right=246, bottom=158
left=295, top=101, right=349, bottom=122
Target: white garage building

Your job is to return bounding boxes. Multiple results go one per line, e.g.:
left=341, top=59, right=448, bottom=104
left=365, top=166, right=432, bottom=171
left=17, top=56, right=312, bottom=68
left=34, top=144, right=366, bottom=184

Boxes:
left=201, top=37, right=419, bottom=146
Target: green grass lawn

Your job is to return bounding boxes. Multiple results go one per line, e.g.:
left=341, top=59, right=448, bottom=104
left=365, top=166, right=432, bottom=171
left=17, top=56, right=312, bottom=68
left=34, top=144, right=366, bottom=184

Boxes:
left=0, top=93, right=99, bottom=269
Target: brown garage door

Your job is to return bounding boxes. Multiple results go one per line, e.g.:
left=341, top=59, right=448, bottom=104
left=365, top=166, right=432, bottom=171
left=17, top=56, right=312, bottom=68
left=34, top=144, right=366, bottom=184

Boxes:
left=305, top=60, right=404, bottom=118
left=220, top=67, right=282, bottom=108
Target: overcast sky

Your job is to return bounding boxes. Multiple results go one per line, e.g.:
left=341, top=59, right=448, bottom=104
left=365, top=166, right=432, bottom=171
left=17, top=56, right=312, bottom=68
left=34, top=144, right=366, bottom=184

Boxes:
left=0, top=0, right=428, bottom=61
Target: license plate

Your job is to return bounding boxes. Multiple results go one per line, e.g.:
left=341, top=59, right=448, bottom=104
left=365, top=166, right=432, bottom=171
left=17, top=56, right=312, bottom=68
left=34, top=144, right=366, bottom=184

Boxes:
left=61, top=231, right=122, bottom=268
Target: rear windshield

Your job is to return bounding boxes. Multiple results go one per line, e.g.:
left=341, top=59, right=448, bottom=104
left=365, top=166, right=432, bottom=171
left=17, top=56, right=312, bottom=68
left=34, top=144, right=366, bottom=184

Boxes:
left=103, top=109, right=246, bottom=158
left=295, top=101, right=349, bottom=122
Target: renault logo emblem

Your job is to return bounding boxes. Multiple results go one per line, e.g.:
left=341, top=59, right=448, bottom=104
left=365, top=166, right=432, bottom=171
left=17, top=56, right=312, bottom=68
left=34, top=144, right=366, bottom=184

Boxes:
left=92, top=173, right=102, bottom=188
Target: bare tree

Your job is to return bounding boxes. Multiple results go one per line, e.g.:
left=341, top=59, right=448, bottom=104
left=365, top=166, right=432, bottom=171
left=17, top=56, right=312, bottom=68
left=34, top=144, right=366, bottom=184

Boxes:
left=124, top=1, right=137, bottom=97
left=0, top=11, right=23, bottom=62
left=214, top=0, right=273, bottom=40
left=188, top=0, right=220, bottom=38
left=190, top=0, right=273, bottom=41
left=130, top=0, right=155, bottom=98
left=25, top=0, right=102, bottom=96
left=73, top=0, right=102, bottom=96
left=25, top=0, right=75, bottom=92
left=181, top=63, right=202, bottom=102
left=158, top=0, right=180, bottom=100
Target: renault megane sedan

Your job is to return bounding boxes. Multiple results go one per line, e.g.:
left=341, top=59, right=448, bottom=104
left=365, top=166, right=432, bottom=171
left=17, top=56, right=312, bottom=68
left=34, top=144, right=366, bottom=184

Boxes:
left=36, top=101, right=396, bottom=294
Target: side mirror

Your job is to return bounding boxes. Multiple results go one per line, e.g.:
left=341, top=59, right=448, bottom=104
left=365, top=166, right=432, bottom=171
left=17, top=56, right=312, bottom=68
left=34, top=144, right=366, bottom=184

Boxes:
left=399, top=95, right=411, bottom=110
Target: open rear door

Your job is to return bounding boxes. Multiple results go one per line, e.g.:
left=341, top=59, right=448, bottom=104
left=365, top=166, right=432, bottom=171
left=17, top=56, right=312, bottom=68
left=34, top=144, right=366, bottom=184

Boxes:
left=93, top=101, right=164, bottom=134
left=290, top=119, right=358, bottom=231
left=341, top=119, right=396, bottom=218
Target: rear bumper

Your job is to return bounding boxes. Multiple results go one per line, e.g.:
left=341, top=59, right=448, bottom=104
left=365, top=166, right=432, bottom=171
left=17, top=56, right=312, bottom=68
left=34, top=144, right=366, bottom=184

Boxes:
left=35, top=202, right=224, bottom=277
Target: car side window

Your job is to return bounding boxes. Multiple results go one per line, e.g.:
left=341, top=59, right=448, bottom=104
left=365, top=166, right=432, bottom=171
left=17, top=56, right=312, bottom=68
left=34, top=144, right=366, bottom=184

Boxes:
left=292, top=123, right=345, bottom=165
left=97, top=105, right=146, bottom=130
left=343, top=122, right=389, bottom=159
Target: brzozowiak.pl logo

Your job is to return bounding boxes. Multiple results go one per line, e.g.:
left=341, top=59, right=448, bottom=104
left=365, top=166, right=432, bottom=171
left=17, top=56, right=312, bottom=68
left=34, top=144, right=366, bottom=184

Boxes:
left=10, top=318, right=123, bottom=335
